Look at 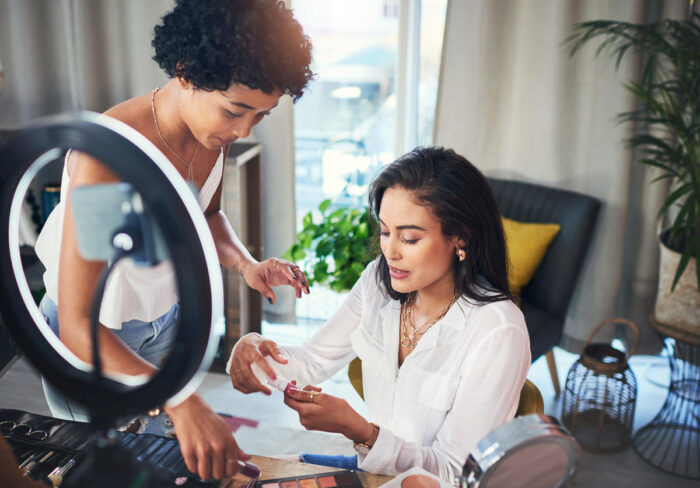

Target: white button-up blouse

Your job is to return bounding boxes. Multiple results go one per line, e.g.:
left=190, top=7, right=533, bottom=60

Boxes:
left=274, top=259, right=531, bottom=482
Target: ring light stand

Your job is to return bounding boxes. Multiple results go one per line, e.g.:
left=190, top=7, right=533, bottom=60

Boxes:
left=0, top=113, right=224, bottom=486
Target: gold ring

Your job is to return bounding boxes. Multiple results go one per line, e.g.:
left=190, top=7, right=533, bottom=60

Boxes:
left=273, top=259, right=279, bottom=269
left=308, top=392, right=315, bottom=403
left=233, top=369, right=242, bottom=375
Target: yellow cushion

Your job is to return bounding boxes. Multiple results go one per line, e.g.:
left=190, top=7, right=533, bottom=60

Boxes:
left=502, top=216, right=561, bottom=296
left=516, top=379, right=544, bottom=416
left=348, top=357, right=364, bottom=399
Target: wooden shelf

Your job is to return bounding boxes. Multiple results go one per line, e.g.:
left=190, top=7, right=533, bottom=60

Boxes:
left=221, top=143, right=263, bottom=356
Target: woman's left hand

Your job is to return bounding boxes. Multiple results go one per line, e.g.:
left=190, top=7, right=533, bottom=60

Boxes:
left=240, top=258, right=310, bottom=304
left=283, top=384, right=373, bottom=442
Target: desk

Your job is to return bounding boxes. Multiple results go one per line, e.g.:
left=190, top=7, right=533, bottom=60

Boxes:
left=632, top=316, right=700, bottom=480
left=225, top=456, right=393, bottom=488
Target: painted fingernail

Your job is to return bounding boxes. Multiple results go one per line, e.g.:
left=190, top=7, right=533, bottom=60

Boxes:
left=301, top=281, right=307, bottom=287
left=291, top=274, right=298, bottom=280
left=285, top=384, right=303, bottom=395
left=267, top=298, right=273, bottom=305
left=237, top=460, right=261, bottom=479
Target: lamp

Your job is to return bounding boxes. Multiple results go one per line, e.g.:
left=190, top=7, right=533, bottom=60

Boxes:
left=0, top=113, right=224, bottom=485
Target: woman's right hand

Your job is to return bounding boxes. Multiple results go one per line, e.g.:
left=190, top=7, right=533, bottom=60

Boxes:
left=227, top=333, right=288, bottom=395
left=164, top=393, right=249, bottom=481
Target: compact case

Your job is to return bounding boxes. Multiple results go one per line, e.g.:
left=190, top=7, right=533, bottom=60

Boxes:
left=0, top=408, right=217, bottom=487
left=461, top=414, right=580, bottom=488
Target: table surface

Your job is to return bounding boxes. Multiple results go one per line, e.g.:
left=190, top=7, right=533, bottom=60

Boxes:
left=222, top=455, right=393, bottom=488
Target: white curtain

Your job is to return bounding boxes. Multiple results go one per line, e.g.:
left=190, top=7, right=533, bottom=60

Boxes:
left=435, top=0, right=689, bottom=354
left=0, top=0, right=298, bottom=320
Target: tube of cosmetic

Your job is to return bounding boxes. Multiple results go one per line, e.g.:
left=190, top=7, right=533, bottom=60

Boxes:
left=250, top=356, right=292, bottom=393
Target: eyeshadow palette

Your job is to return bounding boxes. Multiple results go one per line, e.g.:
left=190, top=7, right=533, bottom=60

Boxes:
left=255, top=470, right=363, bottom=488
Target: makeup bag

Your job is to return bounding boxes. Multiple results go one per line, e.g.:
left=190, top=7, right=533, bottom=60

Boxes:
left=0, top=408, right=217, bottom=487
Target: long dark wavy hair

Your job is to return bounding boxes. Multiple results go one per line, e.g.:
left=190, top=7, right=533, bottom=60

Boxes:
left=368, top=146, right=513, bottom=304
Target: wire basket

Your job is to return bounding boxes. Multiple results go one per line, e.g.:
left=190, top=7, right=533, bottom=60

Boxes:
left=561, top=318, right=640, bottom=453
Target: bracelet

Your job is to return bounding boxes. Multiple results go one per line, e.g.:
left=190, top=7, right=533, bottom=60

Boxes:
left=353, top=423, right=380, bottom=450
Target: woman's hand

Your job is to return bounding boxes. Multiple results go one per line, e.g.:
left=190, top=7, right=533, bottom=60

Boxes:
left=239, top=258, right=310, bottom=303
left=228, top=333, right=288, bottom=395
left=164, top=393, right=249, bottom=481
left=283, top=385, right=373, bottom=442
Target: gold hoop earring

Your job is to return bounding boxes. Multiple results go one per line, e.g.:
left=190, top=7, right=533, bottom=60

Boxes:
left=457, top=248, right=466, bottom=261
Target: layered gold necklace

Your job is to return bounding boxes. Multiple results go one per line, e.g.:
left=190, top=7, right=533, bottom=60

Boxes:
left=400, top=292, right=460, bottom=349
left=151, top=87, right=199, bottom=182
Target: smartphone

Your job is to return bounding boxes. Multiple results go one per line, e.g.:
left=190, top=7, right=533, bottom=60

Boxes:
left=70, top=183, right=167, bottom=265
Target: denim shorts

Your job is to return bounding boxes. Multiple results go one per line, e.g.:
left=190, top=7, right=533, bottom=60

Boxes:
left=39, top=295, right=178, bottom=433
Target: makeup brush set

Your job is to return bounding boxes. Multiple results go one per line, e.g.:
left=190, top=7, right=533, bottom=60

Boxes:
left=1, top=408, right=219, bottom=487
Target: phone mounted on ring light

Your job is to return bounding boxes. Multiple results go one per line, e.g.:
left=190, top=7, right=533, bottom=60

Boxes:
left=71, top=182, right=168, bottom=266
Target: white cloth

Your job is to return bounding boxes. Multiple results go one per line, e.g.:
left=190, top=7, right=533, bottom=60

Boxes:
left=377, top=466, right=452, bottom=488
left=35, top=147, right=224, bottom=329
left=267, top=259, right=531, bottom=483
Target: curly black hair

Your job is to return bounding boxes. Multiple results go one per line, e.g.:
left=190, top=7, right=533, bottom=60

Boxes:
left=152, top=0, right=314, bottom=101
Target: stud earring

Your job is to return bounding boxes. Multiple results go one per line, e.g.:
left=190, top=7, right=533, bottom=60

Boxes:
left=457, top=248, right=466, bottom=261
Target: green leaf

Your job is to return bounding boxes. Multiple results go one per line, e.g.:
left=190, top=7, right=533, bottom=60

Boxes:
left=301, top=233, right=313, bottom=249
left=282, top=245, right=295, bottom=261
left=319, top=199, right=332, bottom=214
left=356, top=222, right=369, bottom=240
left=658, top=182, right=693, bottom=220
left=334, top=247, right=350, bottom=265
left=671, top=239, right=694, bottom=292
left=350, top=261, right=365, bottom=277
left=292, top=246, right=306, bottom=262
left=302, top=211, right=314, bottom=229
left=316, top=238, right=334, bottom=257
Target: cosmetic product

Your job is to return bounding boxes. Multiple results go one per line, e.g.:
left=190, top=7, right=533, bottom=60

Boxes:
left=18, top=451, right=39, bottom=469
left=237, top=459, right=262, bottom=479
left=48, top=458, right=76, bottom=487
left=250, top=358, right=292, bottom=393
left=29, top=450, right=55, bottom=477
left=253, top=470, right=363, bottom=488
left=21, top=460, right=37, bottom=476
left=38, top=450, right=55, bottom=463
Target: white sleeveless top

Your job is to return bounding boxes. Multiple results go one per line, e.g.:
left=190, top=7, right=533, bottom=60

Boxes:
left=35, top=148, right=224, bottom=329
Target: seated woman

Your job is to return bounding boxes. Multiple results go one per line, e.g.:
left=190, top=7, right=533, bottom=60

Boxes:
left=227, top=146, right=531, bottom=482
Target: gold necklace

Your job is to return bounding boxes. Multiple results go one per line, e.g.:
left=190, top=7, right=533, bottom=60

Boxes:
left=400, top=292, right=460, bottom=349
left=151, top=87, right=199, bottom=181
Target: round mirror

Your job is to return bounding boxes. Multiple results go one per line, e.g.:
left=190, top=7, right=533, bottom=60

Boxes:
left=462, top=414, right=580, bottom=488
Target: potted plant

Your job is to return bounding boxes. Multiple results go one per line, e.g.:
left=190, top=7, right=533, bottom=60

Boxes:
left=567, top=9, right=699, bottom=333
left=284, top=199, right=376, bottom=293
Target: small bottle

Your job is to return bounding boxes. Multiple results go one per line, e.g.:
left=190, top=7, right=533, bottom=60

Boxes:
left=250, top=356, right=292, bottom=392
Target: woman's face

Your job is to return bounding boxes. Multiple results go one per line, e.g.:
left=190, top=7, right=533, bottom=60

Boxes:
left=181, top=82, right=282, bottom=150
left=378, top=186, right=462, bottom=295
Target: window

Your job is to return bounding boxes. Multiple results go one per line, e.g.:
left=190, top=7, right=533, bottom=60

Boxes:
left=291, top=0, right=447, bottom=320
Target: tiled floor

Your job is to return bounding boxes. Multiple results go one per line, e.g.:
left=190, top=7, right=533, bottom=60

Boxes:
left=1, top=320, right=698, bottom=487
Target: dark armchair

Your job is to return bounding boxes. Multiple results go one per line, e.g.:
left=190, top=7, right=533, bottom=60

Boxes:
left=487, top=178, right=601, bottom=394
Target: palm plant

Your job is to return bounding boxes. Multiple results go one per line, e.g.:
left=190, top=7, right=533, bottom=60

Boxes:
left=568, top=10, right=700, bottom=291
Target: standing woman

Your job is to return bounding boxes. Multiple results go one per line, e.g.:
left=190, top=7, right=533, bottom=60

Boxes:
left=228, top=146, right=531, bottom=482
left=34, top=0, right=314, bottom=481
